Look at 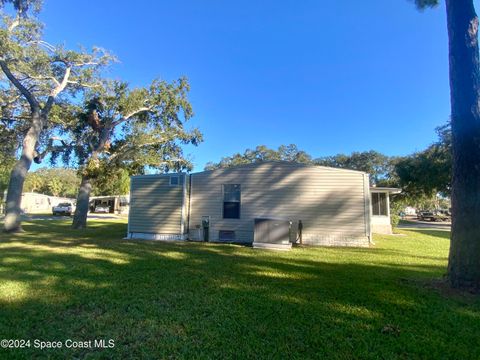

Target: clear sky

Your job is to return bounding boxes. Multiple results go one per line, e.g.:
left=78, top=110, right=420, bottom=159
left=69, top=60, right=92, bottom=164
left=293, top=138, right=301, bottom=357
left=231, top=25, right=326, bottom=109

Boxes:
left=38, top=0, right=463, bottom=171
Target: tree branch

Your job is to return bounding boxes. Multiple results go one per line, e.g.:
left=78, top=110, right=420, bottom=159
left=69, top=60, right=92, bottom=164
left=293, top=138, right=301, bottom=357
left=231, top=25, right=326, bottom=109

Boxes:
left=18, top=73, right=60, bottom=87
left=8, top=17, right=20, bottom=32
left=52, top=66, right=71, bottom=97
left=112, top=106, right=152, bottom=127
left=107, top=137, right=168, bottom=164
left=0, top=60, right=39, bottom=111
left=72, top=61, right=100, bottom=67
left=33, top=137, right=73, bottom=164
left=42, top=66, right=71, bottom=116
left=66, top=80, right=100, bottom=89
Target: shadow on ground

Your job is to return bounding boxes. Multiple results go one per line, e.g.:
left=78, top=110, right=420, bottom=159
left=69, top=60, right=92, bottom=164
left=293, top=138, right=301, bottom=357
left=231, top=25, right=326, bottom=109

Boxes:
left=0, top=221, right=478, bottom=359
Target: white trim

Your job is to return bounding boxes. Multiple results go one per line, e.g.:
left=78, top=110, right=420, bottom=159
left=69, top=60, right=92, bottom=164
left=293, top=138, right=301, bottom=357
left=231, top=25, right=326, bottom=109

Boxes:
left=370, top=187, right=401, bottom=194
left=126, top=232, right=187, bottom=241
left=126, top=179, right=133, bottom=237
left=363, top=173, right=372, bottom=242
left=252, top=242, right=292, bottom=251
left=180, top=174, right=187, bottom=235
left=131, top=172, right=186, bottom=180
left=386, top=191, right=391, bottom=218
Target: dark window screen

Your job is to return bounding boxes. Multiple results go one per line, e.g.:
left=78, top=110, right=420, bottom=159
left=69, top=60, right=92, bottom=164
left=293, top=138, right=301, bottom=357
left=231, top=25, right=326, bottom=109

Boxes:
left=223, top=184, right=241, bottom=219
left=372, top=192, right=387, bottom=216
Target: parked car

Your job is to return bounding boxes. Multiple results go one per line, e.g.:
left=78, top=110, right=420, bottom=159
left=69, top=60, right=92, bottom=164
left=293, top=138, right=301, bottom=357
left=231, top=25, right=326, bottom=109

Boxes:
left=417, top=211, right=435, bottom=221
left=52, top=202, right=75, bottom=216
left=94, top=205, right=110, bottom=213
left=417, top=210, right=450, bottom=222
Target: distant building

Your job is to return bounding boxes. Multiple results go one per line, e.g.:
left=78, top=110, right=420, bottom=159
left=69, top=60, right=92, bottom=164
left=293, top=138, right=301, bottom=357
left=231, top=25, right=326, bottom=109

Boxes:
left=19, top=192, right=75, bottom=214
left=89, top=195, right=130, bottom=214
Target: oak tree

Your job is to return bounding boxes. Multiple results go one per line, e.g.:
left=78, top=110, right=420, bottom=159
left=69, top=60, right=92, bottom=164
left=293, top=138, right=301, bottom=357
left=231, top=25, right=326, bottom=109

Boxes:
left=0, top=1, right=112, bottom=231
left=69, top=79, right=202, bottom=229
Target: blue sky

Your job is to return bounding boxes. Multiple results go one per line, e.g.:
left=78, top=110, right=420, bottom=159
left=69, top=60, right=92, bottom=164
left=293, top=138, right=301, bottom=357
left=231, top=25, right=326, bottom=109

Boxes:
left=39, top=0, right=460, bottom=171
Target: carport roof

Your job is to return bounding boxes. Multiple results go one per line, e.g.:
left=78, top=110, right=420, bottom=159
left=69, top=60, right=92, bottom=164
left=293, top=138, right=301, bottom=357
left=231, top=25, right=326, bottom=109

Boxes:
left=370, top=187, right=401, bottom=194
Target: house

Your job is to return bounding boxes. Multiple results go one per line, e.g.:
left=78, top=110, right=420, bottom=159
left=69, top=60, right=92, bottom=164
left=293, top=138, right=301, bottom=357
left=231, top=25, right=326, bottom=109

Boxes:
left=17, top=192, right=75, bottom=214
left=127, top=162, right=398, bottom=247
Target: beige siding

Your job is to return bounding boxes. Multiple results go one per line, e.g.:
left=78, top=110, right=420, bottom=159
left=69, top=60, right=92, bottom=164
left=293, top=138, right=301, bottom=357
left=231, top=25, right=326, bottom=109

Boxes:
left=188, top=162, right=370, bottom=246
left=129, top=174, right=185, bottom=235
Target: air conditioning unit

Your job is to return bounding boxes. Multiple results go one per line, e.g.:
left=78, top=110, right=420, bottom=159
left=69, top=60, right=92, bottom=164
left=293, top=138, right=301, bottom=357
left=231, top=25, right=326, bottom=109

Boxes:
left=253, top=218, right=292, bottom=251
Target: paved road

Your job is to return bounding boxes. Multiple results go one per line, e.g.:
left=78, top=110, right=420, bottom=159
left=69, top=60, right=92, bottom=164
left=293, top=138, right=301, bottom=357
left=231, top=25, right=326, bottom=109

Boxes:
left=397, top=219, right=451, bottom=231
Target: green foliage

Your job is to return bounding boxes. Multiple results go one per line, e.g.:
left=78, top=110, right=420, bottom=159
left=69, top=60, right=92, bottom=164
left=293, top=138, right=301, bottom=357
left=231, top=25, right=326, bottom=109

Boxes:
left=389, top=198, right=406, bottom=228
left=206, top=146, right=394, bottom=187
left=315, top=150, right=394, bottom=184
left=395, top=124, right=451, bottom=198
left=69, top=78, right=202, bottom=181
left=0, top=155, right=14, bottom=204
left=0, top=122, right=17, bottom=206
left=0, top=2, right=114, bottom=166
left=23, top=167, right=80, bottom=197
left=46, top=177, right=62, bottom=197
left=204, top=144, right=311, bottom=170
left=92, top=167, right=130, bottom=196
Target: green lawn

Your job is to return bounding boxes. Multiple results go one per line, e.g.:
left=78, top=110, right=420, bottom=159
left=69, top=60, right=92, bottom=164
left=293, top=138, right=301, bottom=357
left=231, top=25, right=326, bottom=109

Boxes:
left=0, top=220, right=479, bottom=359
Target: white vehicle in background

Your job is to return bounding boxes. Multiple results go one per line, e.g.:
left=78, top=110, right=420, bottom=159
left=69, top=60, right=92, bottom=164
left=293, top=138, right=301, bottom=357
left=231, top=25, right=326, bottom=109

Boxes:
left=52, top=202, right=75, bottom=216
left=94, top=205, right=110, bottom=213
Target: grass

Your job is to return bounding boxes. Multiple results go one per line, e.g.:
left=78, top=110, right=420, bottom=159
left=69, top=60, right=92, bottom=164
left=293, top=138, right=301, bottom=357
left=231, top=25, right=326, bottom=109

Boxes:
left=0, top=220, right=479, bottom=359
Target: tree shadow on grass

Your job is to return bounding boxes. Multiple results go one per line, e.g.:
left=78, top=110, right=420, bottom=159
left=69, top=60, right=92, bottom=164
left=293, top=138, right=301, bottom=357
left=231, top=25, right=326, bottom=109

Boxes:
left=0, top=221, right=478, bottom=359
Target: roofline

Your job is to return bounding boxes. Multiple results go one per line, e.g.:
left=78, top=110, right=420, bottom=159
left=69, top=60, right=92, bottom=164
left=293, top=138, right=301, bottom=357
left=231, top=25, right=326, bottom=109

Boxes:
left=370, top=187, right=402, bottom=194
left=192, top=161, right=368, bottom=176
left=130, top=172, right=187, bottom=179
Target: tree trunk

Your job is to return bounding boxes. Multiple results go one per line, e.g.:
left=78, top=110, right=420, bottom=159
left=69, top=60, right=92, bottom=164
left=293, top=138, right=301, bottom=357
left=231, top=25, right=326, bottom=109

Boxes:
left=3, top=111, right=42, bottom=232
left=445, top=0, right=480, bottom=291
left=72, top=175, right=92, bottom=229
left=71, top=134, right=107, bottom=230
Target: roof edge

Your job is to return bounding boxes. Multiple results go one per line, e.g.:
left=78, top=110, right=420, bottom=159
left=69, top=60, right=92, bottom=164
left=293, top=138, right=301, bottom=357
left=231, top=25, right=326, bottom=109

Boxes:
left=193, top=161, right=368, bottom=175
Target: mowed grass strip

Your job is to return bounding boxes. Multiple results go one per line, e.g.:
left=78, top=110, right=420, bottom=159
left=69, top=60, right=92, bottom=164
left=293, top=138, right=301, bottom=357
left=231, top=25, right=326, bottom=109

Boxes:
left=0, top=220, right=478, bottom=359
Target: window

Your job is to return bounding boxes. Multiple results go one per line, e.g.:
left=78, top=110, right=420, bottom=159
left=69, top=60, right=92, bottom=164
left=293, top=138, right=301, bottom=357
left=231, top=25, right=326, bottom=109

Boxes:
left=223, top=184, right=241, bottom=219
left=372, top=192, right=388, bottom=216
left=170, top=176, right=179, bottom=186
left=219, top=230, right=236, bottom=241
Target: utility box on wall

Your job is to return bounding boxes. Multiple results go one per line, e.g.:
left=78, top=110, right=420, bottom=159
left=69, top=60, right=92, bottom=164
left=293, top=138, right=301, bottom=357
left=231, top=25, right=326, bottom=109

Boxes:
left=253, top=218, right=292, bottom=250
